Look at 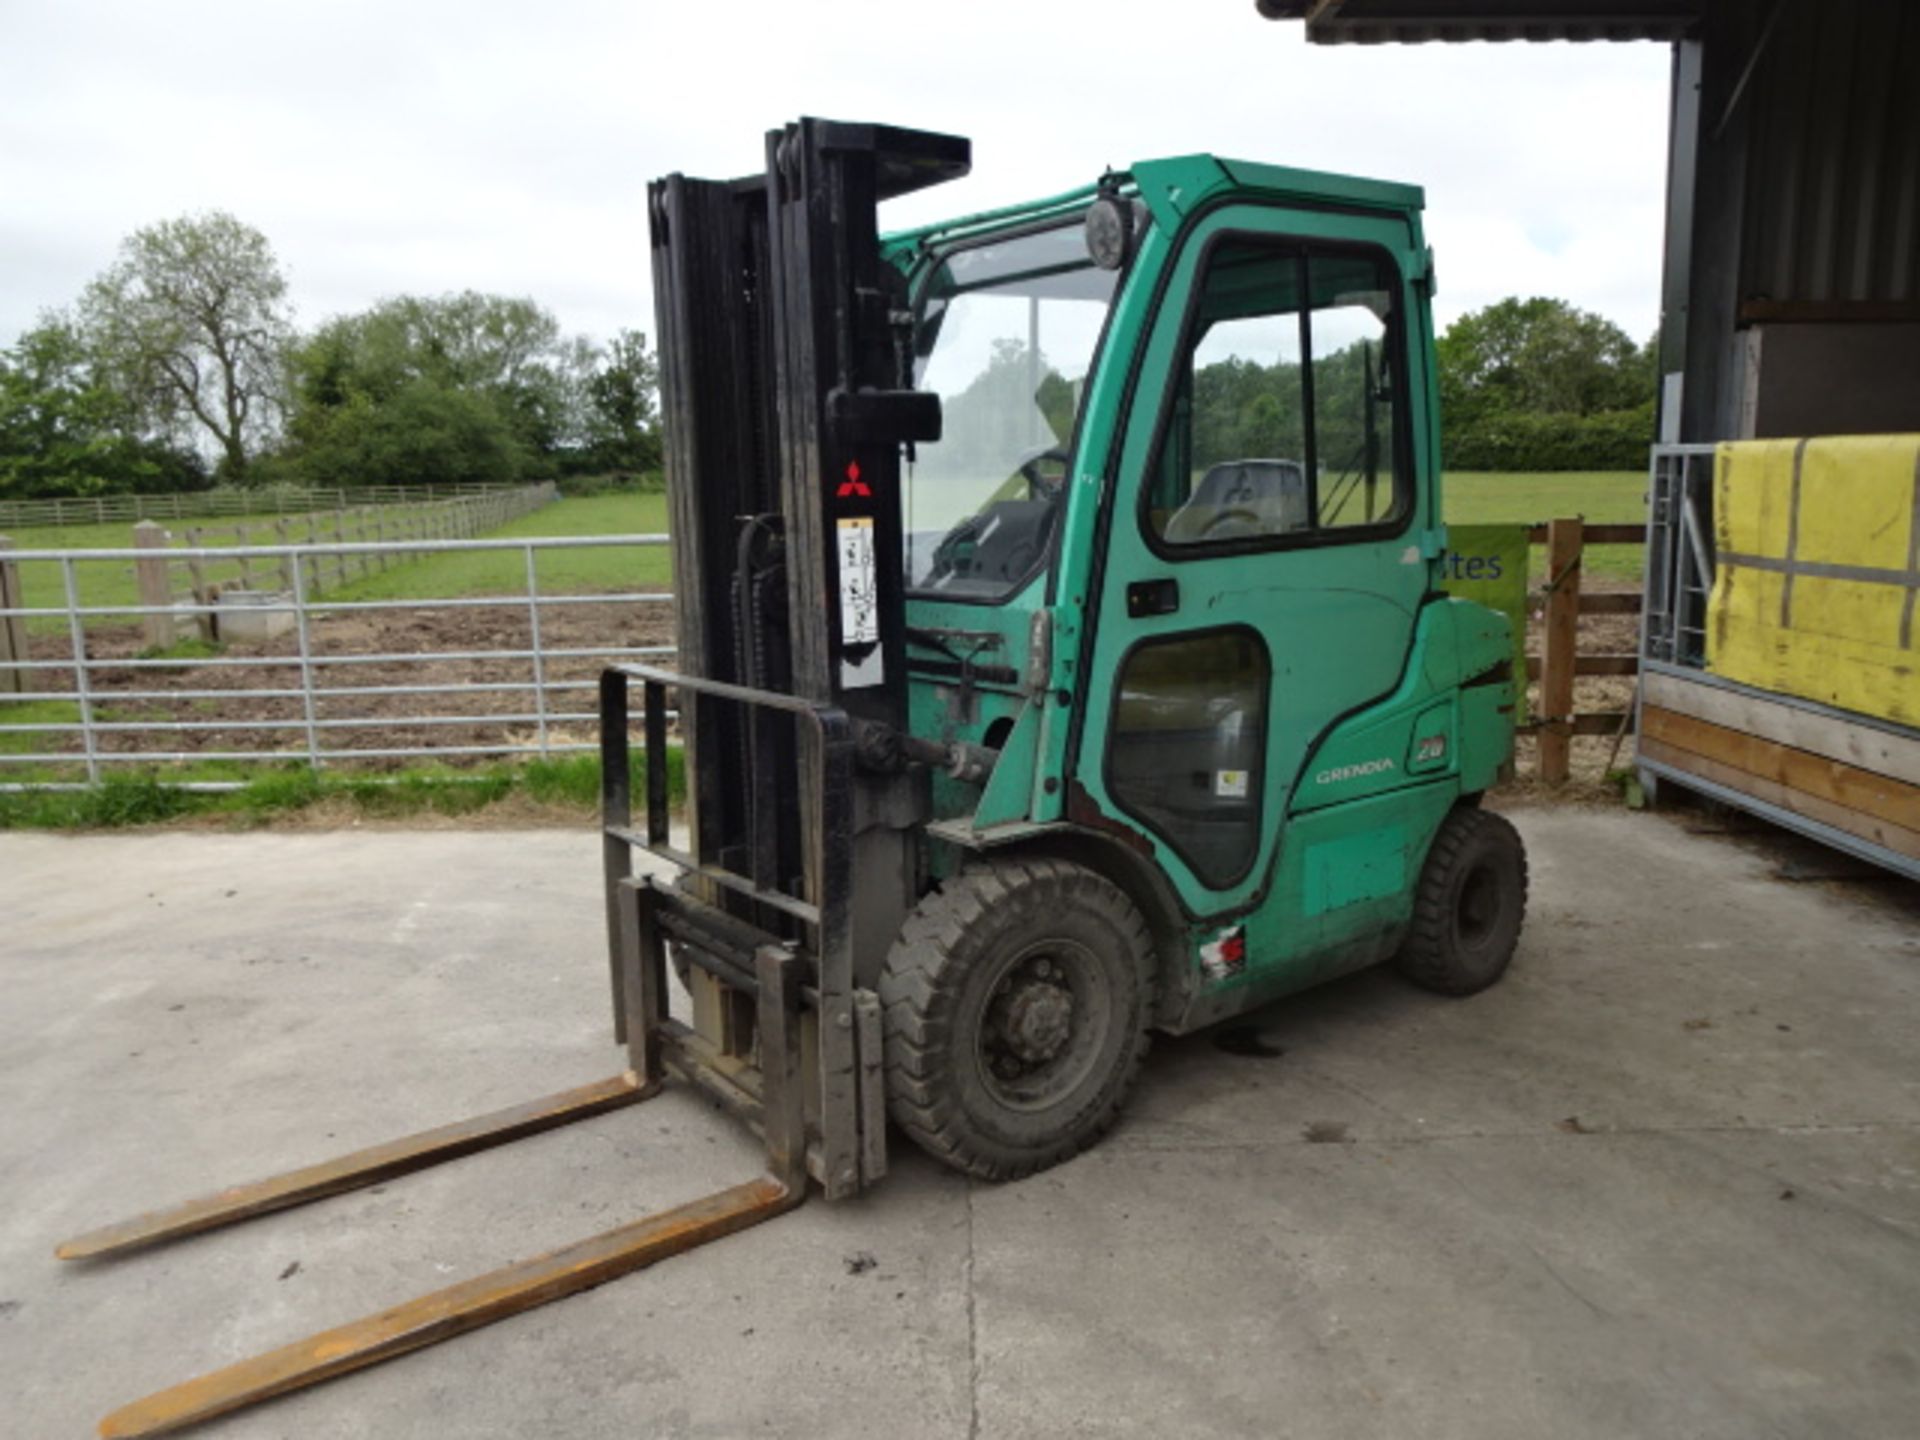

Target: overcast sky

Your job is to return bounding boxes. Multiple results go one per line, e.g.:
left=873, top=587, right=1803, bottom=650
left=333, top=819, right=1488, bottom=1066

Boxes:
left=0, top=1, right=1673, bottom=351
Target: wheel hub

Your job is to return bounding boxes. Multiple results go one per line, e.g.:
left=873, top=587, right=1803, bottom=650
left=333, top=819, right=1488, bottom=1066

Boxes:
left=1001, top=977, right=1075, bottom=1064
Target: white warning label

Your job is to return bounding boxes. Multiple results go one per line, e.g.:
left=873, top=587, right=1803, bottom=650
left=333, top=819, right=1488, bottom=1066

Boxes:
left=837, top=516, right=879, bottom=646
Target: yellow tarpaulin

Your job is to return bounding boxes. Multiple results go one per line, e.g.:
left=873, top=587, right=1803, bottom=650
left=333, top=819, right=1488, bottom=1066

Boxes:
left=1708, top=434, right=1920, bottom=728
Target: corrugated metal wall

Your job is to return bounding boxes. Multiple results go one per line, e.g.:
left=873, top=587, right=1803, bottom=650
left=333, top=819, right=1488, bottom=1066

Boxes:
left=1738, top=0, right=1920, bottom=308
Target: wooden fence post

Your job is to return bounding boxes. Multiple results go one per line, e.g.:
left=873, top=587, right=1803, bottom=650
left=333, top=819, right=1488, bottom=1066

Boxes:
left=0, top=535, right=26, bottom=695
left=182, top=526, right=217, bottom=642
left=235, top=518, right=257, bottom=590
left=133, top=520, right=176, bottom=649
left=1538, top=517, right=1584, bottom=785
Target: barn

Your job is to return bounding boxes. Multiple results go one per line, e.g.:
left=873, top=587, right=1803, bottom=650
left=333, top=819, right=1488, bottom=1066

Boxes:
left=1261, top=0, right=1920, bottom=876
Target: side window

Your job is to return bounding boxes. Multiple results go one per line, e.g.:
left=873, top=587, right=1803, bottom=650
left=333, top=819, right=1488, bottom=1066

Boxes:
left=1106, top=629, right=1268, bottom=888
left=1145, top=240, right=1403, bottom=548
left=1310, top=253, right=1398, bottom=529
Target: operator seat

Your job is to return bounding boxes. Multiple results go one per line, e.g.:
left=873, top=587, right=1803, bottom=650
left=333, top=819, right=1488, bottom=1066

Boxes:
left=1163, top=459, right=1309, bottom=543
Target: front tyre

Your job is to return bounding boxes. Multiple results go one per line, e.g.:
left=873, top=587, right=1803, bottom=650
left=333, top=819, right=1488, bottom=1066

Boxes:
left=879, top=858, right=1156, bottom=1181
left=1395, top=806, right=1529, bottom=996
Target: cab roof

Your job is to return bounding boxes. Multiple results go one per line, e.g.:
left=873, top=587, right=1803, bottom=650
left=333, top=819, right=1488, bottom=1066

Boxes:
left=883, top=153, right=1423, bottom=257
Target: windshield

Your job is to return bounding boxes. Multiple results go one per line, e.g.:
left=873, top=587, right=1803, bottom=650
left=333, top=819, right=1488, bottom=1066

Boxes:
left=905, top=218, right=1125, bottom=601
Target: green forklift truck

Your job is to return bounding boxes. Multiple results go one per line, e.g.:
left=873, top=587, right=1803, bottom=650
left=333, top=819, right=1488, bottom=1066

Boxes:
left=61, top=118, right=1526, bottom=1438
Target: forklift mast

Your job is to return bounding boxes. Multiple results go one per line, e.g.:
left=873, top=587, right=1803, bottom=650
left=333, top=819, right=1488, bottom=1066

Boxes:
left=649, top=120, right=967, bottom=960
left=607, top=119, right=975, bottom=1205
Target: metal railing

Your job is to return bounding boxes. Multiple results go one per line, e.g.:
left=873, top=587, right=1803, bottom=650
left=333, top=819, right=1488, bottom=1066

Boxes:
left=1642, top=443, right=1718, bottom=670
left=0, top=481, right=526, bottom=530
left=0, top=533, right=675, bottom=790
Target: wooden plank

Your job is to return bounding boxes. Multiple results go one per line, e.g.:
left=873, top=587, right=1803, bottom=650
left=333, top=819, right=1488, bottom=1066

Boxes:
left=1642, top=669, right=1920, bottom=787
left=1639, top=736, right=1920, bottom=862
left=96, top=1177, right=798, bottom=1439
left=1526, top=522, right=1646, bottom=545
left=0, top=536, right=25, bottom=694
left=1526, top=654, right=1638, bottom=679
left=1579, top=654, right=1639, bottom=676
left=56, top=1073, right=653, bottom=1262
left=1579, top=591, right=1643, bottom=615
left=1520, top=712, right=1632, bottom=738
left=1537, top=517, right=1582, bottom=783
left=1641, top=704, right=1920, bottom=833
left=182, top=527, right=214, bottom=642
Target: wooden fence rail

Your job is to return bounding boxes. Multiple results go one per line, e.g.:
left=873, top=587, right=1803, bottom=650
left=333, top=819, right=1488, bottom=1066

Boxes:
left=148, top=483, right=557, bottom=645
left=1523, top=518, right=1648, bottom=784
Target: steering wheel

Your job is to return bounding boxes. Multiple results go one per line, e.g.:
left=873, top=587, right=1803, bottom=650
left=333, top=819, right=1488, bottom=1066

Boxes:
left=1198, top=506, right=1265, bottom=541
left=1016, top=445, right=1071, bottom=502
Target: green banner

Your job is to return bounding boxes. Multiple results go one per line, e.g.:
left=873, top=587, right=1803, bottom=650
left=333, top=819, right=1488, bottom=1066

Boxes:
left=1440, top=524, right=1530, bottom=723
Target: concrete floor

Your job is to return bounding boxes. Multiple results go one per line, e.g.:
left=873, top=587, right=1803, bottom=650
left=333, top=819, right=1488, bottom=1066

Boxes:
left=2, top=808, right=1917, bottom=1439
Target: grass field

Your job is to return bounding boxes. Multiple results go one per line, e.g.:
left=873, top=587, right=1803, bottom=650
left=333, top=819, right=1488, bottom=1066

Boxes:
left=6, top=513, right=243, bottom=632
left=1445, top=469, right=1647, bottom=581
left=4, top=497, right=587, bottom=631
left=0, top=751, right=684, bottom=829
left=332, top=475, right=1644, bottom=598
left=324, top=492, right=672, bottom=603
left=1, top=473, right=1643, bottom=634
left=1442, top=470, right=1646, bottom=525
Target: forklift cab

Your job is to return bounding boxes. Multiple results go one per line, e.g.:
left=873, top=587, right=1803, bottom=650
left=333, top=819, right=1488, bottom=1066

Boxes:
left=893, top=159, right=1502, bottom=994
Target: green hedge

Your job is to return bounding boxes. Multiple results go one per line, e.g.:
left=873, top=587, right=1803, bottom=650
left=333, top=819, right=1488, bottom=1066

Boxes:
left=1444, top=403, right=1655, bottom=472
left=554, top=470, right=665, bottom=497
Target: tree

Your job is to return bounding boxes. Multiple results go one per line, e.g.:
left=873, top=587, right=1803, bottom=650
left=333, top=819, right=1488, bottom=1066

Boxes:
left=581, top=329, right=661, bottom=474
left=1436, top=297, right=1656, bottom=471
left=0, top=316, right=204, bottom=499
left=1438, top=297, right=1647, bottom=424
left=80, top=212, right=292, bottom=483
left=284, top=291, right=598, bottom=487
left=284, top=383, right=528, bottom=489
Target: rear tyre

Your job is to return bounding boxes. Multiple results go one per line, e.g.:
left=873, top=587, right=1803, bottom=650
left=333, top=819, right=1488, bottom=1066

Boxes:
left=879, top=858, right=1156, bottom=1181
left=1395, top=807, right=1528, bottom=996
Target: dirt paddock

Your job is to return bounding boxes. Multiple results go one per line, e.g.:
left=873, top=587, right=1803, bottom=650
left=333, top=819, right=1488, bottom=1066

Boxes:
left=23, top=597, right=677, bottom=764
